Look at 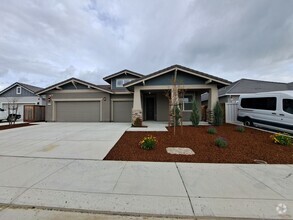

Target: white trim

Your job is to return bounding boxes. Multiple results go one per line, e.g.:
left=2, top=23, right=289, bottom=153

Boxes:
left=111, top=98, right=133, bottom=121
left=125, top=67, right=230, bottom=87
left=37, top=79, right=112, bottom=95
left=52, top=98, right=103, bottom=122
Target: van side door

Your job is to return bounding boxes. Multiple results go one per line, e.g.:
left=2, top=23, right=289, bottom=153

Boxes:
left=281, top=98, right=293, bottom=130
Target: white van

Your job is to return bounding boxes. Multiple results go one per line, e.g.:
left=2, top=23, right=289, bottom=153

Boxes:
left=237, top=91, right=293, bottom=134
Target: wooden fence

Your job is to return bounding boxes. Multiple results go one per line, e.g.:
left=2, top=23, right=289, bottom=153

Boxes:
left=24, top=105, right=45, bottom=122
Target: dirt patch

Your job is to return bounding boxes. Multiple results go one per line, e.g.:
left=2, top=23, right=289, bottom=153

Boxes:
left=104, top=124, right=293, bottom=164
left=0, top=123, right=35, bottom=131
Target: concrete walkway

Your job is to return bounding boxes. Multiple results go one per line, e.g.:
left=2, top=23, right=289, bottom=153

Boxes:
left=0, top=156, right=292, bottom=219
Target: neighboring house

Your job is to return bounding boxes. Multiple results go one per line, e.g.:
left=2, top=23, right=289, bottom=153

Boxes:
left=202, top=78, right=293, bottom=104
left=0, top=82, right=45, bottom=120
left=37, top=65, right=231, bottom=123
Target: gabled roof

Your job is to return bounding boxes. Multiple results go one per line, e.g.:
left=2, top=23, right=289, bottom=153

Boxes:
left=103, top=69, right=144, bottom=83
left=124, top=64, right=231, bottom=88
left=218, top=78, right=289, bottom=97
left=36, top=77, right=113, bottom=95
left=0, top=82, right=43, bottom=95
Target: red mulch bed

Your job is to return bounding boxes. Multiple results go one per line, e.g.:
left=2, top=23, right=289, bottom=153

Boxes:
left=104, top=124, right=293, bottom=164
left=0, top=123, right=35, bottom=131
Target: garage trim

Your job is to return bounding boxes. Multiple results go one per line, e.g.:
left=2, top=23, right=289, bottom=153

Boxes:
left=52, top=98, right=103, bottom=121
left=111, top=99, right=133, bottom=121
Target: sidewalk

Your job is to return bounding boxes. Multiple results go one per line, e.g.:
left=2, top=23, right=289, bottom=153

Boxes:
left=0, top=156, right=292, bottom=219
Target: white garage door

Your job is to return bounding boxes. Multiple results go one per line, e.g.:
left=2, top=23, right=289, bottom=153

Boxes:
left=56, top=101, right=100, bottom=122
left=113, top=101, right=133, bottom=122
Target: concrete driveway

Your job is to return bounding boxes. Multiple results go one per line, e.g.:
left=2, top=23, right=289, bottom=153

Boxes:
left=0, top=122, right=130, bottom=160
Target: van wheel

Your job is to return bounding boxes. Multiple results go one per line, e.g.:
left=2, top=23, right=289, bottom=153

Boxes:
left=244, top=119, right=254, bottom=127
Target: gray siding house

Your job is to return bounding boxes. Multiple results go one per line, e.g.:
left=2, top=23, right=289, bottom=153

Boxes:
left=0, top=82, right=45, bottom=120
left=202, top=78, right=293, bottom=104
left=37, top=65, right=231, bottom=123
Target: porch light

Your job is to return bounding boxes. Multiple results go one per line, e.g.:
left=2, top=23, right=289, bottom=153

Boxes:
left=103, top=97, right=106, bottom=101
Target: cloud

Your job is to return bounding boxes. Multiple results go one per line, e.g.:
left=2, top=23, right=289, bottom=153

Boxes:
left=0, top=0, right=292, bottom=91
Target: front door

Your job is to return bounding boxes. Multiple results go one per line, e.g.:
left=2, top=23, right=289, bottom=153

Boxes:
left=145, top=97, right=155, bottom=120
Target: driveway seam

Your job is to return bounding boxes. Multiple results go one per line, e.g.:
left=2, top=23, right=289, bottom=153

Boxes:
left=9, top=159, right=75, bottom=205
left=234, top=165, right=287, bottom=199
left=111, top=162, right=127, bottom=192
left=175, top=163, right=195, bottom=217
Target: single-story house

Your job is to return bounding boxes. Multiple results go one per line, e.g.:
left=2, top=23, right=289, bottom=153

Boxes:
left=0, top=82, right=45, bottom=120
left=202, top=78, right=293, bottom=104
left=36, top=65, right=231, bottom=123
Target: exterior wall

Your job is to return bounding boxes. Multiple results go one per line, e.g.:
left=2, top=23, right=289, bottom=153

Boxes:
left=111, top=75, right=140, bottom=91
left=1, top=85, right=36, bottom=97
left=45, top=90, right=110, bottom=122
left=60, top=83, right=89, bottom=90
left=0, top=96, right=44, bottom=107
left=145, top=71, right=206, bottom=86
left=156, top=93, right=169, bottom=121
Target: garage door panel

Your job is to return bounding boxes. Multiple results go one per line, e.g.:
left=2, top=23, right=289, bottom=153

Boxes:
left=113, top=101, right=132, bottom=122
left=56, top=101, right=100, bottom=122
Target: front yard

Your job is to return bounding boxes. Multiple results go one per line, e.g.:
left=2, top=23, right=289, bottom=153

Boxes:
left=105, top=124, right=293, bottom=164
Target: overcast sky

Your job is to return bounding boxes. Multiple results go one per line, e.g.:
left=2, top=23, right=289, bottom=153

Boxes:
left=0, top=0, right=292, bottom=90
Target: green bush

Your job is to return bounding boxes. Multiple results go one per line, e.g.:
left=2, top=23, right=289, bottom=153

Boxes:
left=271, top=133, right=292, bottom=146
left=207, top=126, right=217, bottom=134
left=215, top=137, right=228, bottom=148
left=213, top=102, right=223, bottom=126
left=140, top=135, right=157, bottom=150
left=236, top=126, right=245, bottom=132
left=190, top=100, right=200, bottom=126
left=133, top=117, right=142, bottom=127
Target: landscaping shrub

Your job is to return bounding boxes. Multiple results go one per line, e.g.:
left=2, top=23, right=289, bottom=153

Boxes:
left=236, top=126, right=245, bottom=132
left=133, top=117, right=142, bottom=127
left=207, top=126, right=217, bottom=134
left=215, top=137, right=228, bottom=148
left=190, top=100, right=200, bottom=126
left=213, top=101, right=223, bottom=126
left=270, top=133, right=292, bottom=146
left=139, top=135, right=157, bottom=150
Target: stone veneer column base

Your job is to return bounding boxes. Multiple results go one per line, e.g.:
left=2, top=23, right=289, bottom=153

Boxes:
left=132, top=109, right=143, bottom=125
left=207, top=109, right=214, bottom=124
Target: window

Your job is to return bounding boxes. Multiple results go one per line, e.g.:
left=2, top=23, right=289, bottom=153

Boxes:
left=116, top=79, right=133, bottom=88
left=283, top=99, right=293, bottom=114
left=16, top=86, right=21, bottom=94
left=183, top=95, right=193, bottom=111
left=241, top=97, right=276, bottom=110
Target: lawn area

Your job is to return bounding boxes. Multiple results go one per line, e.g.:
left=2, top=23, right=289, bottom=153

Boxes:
left=104, top=124, right=293, bottom=164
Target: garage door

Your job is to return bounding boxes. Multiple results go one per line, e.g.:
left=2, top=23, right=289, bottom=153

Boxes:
left=56, top=101, right=100, bottom=122
left=113, top=101, right=133, bottom=122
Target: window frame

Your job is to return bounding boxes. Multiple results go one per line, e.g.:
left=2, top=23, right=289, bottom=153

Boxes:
left=283, top=99, right=293, bottom=114
left=240, top=97, right=277, bottom=111
left=16, top=86, right=22, bottom=95
left=116, top=78, right=133, bottom=88
left=182, top=94, right=193, bottom=111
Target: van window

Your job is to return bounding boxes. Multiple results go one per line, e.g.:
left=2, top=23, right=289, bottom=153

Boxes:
left=283, top=99, right=293, bottom=114
left=241, top=97, right=276, bottom=110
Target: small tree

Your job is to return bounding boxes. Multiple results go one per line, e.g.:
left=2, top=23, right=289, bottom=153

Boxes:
left=172, top=105, right=181, bottom=126
left=190, top=99, right=200, bottom=126
left=213, top=101, right=223, bottom=126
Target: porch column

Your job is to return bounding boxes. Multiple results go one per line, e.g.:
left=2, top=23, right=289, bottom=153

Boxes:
left=207, top=86, right=219, bottom=123
left=132, top=87, right=143, bottom=124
